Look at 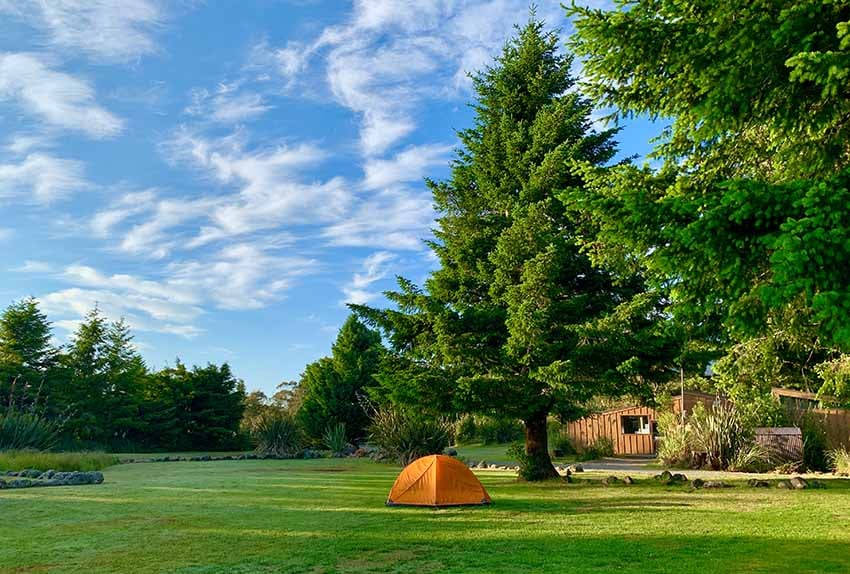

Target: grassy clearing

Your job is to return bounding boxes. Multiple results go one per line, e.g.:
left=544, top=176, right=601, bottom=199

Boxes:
left=0, top=450, right=119, bottom=472
left=2, top=458, right=849, bottom=573
left=454, top=442, right=577, bottom=465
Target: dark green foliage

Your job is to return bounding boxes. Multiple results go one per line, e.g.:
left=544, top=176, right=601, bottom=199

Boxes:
left=569, top=0, right=850, bottom=403
left=250, top=411, right=302, bottom=457
left=0, top=409, right=62, bottom=450
left=453, top=414, right=524, bottom=445
left=297, top=316, right=384, bottom=443
left=144, top=362, right=246, bottom=451
left=577, top=436, right=614, bottom=462
left=368, top=405, right=452, bottom=465
left=355, top=20, right=677, bottom=481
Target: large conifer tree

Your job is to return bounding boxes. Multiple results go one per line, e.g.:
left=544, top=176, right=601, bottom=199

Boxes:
left=356, top=20, right=667, bottom=480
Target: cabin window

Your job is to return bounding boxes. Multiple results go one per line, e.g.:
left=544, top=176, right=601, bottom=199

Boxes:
left=621, top=415, right=650, bottom=435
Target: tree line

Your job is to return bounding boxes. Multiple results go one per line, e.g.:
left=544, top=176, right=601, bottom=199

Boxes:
left=0, top=299, right=246, bottom=451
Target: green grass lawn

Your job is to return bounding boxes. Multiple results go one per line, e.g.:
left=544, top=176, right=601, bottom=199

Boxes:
left=3, top=458, right=850, bottom=574
left=453, top=442, right=576, bottom=465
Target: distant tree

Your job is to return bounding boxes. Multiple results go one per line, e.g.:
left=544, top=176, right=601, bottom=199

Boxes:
left=147, top=361, right=246, bottom=451
left=62, top=307, right=110, bottom=443
left=297, top=315, right=384, bottom=443
left=0, top=298, right=58, bottom=410
left=354, top=20, right=674, bottom=480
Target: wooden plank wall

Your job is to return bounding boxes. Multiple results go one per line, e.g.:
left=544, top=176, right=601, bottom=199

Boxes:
left=813, top=409, right=850, bottom=449
left=567, top=406, right=656, bottom=455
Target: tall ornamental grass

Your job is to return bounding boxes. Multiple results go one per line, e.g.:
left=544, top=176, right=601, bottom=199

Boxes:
left=0, top=450, right=118, bottom=472
left=830, top=447, right=850, bottom=475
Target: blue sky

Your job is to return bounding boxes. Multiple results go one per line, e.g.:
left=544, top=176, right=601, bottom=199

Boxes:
left=0, top=1, right=658, bottom=395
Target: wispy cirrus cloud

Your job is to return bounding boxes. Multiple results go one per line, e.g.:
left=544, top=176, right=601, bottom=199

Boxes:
left=341, top=251, right=397, bottom=305
left=40, top=244, right=317, bottom=338
left=0, top=152, right=89, bottom=203
left=0, top=53, right=123, bottom=138
left=0, top=0, right=164, bottom=64
left=265, top=0, right=564, bottom=156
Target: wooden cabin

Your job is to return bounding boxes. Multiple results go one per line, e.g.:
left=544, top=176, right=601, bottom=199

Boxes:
left=566, top=391, right=716, bottom=456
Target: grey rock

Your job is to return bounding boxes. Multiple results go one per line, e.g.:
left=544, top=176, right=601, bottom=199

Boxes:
left=703, top=481, right=729, bottom=489
left=602, top=475, right=620, bottom=486
left=777, top=480, right=792, bottom=489
left=476, top=460, right=488, bottom=469
left=789, top=476, right=808, bottom=490
left=8, top=479, right=32, bottom=488
left=445, top=447, right=458, bottom=457
left=569, top=464, right=584, bottom=473
left=690, top=478, right=705, bottom=489
left=623, top=476, right=634, bottom=485
left=0, top=478, right=5, bottom=488
left=747, top=479, right=770, bottom=488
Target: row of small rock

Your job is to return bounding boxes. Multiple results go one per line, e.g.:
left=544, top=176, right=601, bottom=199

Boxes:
left=1, top=469, right=104, bottom=489
left=653, top=470, right=821, bottom=490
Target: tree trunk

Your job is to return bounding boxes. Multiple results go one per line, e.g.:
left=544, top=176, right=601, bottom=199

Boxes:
left=521, top=410, right=559, bottom=481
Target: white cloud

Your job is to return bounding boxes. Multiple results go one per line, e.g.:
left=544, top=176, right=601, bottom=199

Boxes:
left=12, top=260, right=53, bottom=273
left=363, top=143, right=452, bottom=190
left=0, top=53, right=123, bottom=138
left=185, top=83, right=272, bottom=124
left=163, top=129, right=350, bottom=246
left=0, top=228, right=13, bottom=241
left=342, top=251, right=397, bottom=305
left=323, top=187, right=434, bottom=251
left=40, top=244, right=316, bottom=338
left=267, top=0, right=565, bottom=155
left=0, top=152, right=89, bottom=203
left=0, top=0, right=163, bottom=63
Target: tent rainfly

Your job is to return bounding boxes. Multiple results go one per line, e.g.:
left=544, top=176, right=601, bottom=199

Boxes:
left=386, top=454, right=491, bottom=507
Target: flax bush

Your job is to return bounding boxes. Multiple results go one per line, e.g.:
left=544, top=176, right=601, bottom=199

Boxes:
left=250, top=411, right=303, bottom=457
left=368, top=406, right=452, bottom=465
left=322, top=422, right=349, bottom=457
left=0, top=409, right=62, bottom=451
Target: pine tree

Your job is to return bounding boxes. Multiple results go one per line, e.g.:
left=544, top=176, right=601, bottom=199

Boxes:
left=0, top=298, right=58, bottom=410
left=355, top=20, right=666, bottom=480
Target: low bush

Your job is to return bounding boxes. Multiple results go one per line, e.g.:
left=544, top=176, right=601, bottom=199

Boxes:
left=250, top=411, right=302, bottom=457
left=369, top=406, right=452, bottom=465
left=322, top=422, right=349, bottom=457
left=829, top=447, right=850, bottom=475
left=578, top=436, right=614, bottom=462
left=0, top=409, right=62, bottom=450
left=454, top=415, right=478, bottom=444
left=0, top=450, right=118, bottom=472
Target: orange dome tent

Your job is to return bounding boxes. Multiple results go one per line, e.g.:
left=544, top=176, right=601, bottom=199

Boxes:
left=386, top=454, right=491, bottom=507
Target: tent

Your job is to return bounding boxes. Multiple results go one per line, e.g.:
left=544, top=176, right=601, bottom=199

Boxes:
left=386, top=454, right=491, bottom=507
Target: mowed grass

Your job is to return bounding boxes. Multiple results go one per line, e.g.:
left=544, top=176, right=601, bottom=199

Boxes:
left=2, top=459, right=850, bottom=574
